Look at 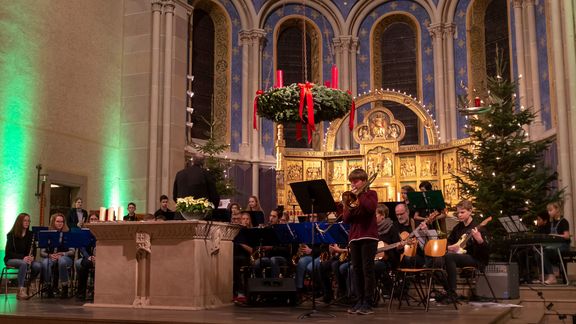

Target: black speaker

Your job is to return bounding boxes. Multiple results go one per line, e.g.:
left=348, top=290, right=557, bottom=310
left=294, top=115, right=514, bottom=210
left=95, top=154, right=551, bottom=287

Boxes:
left=246, top=278, right=296, bottom=293
left=246, top=278, right=297, bottom=305
left=475, top=262, right=519, bottom=299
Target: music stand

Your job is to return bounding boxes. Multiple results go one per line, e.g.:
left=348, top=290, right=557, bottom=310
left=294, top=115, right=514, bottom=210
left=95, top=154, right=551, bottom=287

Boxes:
left=289, top=179, right=337, bottom=319
left=407, top=190, right=446, bottom=233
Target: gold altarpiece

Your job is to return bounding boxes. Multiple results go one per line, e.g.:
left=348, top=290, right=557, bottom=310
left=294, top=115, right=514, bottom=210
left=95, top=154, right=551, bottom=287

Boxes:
left=274, top=90, right=471, bottom=212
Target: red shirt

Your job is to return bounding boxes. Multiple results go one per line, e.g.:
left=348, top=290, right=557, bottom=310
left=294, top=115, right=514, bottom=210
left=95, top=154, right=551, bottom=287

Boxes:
left=342, top=189, right=379, bottom=242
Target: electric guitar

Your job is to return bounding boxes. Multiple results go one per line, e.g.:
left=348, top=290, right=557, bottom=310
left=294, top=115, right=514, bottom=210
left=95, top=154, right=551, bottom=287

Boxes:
left=453, top=216, right=492, bottom=254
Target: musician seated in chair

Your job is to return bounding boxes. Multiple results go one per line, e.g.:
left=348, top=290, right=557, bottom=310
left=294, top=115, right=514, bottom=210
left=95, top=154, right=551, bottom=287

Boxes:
left=252, top=209, right=290, bottom=278
left=232, top=212, right=253, bottom=303
left=75, top=213, right=98, bottom=300
left=318, top=243, right=349, bottom=303
left=395, top=203, right=426, bottom=268
left=374, top=204, right=403, bottom=295
left=4, top=213, right=42, bottom=300
left=539, top=202, right=571, bottom=284
left=443, top=200, right=490, bottom=302
left=40, top=213, right=75, bottom=299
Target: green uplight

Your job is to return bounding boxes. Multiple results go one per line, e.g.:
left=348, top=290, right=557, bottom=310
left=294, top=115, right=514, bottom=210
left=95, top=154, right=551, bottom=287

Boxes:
left=0, top=4, right=38, bottom=253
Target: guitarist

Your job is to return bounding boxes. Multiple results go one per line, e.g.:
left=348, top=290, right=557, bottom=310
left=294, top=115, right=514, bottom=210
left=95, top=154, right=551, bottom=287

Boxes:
left=443, top=200, right=490, bottom=302
left=374, top=204, right=402, bottom=294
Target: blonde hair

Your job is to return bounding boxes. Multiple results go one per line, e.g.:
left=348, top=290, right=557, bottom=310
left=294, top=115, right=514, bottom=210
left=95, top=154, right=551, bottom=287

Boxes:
left=456, top=200, right=473, bottom=211
left=49, top=213, right=70, bottom=232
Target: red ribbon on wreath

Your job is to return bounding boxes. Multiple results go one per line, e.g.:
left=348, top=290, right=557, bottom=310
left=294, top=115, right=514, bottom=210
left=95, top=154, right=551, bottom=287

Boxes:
left=347, top=90, right=356, bottom=131
left=253, top=90, right=264, bottom=129
left=298, top=82, right=315, bottom=144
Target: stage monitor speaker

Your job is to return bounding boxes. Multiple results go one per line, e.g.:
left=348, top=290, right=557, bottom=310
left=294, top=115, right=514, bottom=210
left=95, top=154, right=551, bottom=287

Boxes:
left=475, top=262, right=519, bottom=299
left=247, top=278, right=296, bottom=294
left=246, top=278, right=297, bottom=305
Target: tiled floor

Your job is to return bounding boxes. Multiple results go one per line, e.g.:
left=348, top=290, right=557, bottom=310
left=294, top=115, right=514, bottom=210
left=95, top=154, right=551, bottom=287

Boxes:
left=0, top=294, right=513, bottom=324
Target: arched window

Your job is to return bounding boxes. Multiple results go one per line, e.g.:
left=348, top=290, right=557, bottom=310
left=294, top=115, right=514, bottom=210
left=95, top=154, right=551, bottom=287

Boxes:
left=373, top=17, right=420, bottom=145
left=276, top=19, right=320, bottom=149
left=484, top=0, right=510, bottom=79
left=191, top=9, right=215, bottom=140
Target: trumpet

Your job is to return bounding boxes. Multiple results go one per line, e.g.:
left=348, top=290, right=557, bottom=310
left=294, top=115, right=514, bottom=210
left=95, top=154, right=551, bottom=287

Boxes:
left=341, top=172, right=378, bottom=209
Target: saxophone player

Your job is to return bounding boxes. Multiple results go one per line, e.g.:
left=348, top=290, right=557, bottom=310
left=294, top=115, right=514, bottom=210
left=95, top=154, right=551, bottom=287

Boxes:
left=4, top=213, right=42, bottom=300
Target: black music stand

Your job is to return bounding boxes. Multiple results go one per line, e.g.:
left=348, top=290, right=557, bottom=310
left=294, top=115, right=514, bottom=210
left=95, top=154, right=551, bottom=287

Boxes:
left=289, top=179, right=337, bottom=319
left=407, top=190, right=446, bottom=233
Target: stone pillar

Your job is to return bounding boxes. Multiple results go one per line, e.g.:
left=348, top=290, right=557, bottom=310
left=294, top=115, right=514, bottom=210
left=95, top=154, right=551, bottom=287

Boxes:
left=428, top=23, right=447, bottom=142
left=444, top=23, right=457, bottom=141
left=147, top=0, right=163, bottom=213
left=524, top=0, right=544, bottom=134
left=512, top=0, right=528, bottom=113
left=161, top=0, right=175, bottom=196
left=333, top=36, right=355, bottom=150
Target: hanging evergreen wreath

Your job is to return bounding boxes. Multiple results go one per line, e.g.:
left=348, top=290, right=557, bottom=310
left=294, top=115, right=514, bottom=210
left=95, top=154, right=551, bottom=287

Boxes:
left=256, top=83, right=353, bottom=124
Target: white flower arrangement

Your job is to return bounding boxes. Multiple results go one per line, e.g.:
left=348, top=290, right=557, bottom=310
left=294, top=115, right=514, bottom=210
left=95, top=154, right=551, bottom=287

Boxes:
left=175, top=196, right=215, bottom=214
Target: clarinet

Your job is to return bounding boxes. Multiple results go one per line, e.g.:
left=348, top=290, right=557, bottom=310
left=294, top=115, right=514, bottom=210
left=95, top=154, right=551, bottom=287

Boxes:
left=25, top=231, right=37, bottom=294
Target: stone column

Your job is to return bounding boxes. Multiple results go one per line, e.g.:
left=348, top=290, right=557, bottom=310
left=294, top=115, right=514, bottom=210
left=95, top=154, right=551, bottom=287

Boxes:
left=524, top=0, right=544, bottom=134
left=444, top=23, right=457, bottom=141
left=147, top=0, right=163, bottom=213
left=239, top=30, right=252, bottom=154
left=512, top=0, right=528, bottom=113
left=562, top=0, right=576, bottom=237
left=428, top=23, right=447, bottom=142
left=333, top=36, right=355, bottom=150
left=161, top=0, right=175, bottom=196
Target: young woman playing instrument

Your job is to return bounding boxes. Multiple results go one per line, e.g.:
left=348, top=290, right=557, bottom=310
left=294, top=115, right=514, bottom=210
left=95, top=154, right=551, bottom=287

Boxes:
left=4, top=213, right=42, bottom=300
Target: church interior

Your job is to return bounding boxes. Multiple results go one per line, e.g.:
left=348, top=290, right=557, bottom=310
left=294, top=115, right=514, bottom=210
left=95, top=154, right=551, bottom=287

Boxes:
left=1, top=0, right=576, bottom=323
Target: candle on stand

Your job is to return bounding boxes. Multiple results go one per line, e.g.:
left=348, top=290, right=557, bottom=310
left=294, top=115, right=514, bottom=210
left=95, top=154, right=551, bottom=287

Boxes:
left=331, top=65, right=338, bottom=89
left=474, top=97, right=481, bottom=107
left=99, top=207, right=106, bottom=221
left=276, top=70, right=284, bottom=88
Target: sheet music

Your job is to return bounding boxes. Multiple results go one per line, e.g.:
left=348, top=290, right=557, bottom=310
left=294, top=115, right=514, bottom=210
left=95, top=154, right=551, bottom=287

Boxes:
left=414, top=229, right=437, bottom=248
left=510, top=215, right=528, bottom=232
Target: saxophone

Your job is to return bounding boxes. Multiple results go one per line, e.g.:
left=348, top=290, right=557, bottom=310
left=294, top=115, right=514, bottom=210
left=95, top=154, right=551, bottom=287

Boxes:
left=292, top=244, right=306, bottom=265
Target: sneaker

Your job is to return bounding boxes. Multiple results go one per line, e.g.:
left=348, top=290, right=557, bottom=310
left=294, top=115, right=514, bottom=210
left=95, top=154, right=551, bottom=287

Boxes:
left=357, top=303, right=374, bottom=315
left=347, top=301, right=362, bottom=314
left=544, top=274, right=557, bottom=285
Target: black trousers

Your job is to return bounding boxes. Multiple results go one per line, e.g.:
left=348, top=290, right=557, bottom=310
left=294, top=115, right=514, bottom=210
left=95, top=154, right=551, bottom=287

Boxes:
left=350, top=239, right=377, bottom=303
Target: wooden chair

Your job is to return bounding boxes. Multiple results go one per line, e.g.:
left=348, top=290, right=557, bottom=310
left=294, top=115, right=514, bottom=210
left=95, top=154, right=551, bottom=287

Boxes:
left=387, top=242, right=424, bottom=310
left=392, top=239, right=457, bottom=311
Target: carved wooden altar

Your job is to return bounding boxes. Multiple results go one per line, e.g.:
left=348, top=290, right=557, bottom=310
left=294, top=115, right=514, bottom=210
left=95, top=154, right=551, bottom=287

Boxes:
left=275, top=89, right=470, bottom=211
left=85, top=221, right=241, bottom=310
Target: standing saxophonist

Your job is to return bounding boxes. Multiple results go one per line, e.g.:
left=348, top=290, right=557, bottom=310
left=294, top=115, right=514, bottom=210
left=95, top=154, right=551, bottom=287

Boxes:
left=342, top=169, right=378, bottom=315
left=4, top=213, right=42, bottom=300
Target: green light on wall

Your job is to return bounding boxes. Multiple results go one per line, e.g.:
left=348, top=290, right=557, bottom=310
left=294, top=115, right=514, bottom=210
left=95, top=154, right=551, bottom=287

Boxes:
left=0, top=6, right=38, bottom=251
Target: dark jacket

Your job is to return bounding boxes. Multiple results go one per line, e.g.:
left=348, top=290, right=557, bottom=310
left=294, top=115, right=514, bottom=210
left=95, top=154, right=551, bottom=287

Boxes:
left=67, top=208, right=88, bottom=229
left=4, top=231, right=33, bottom=263
left=173, top=165, right=220, bottom=208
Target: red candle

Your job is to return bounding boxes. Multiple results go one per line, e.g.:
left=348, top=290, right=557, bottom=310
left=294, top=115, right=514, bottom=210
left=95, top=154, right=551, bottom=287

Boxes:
left=324, top=81, right=331, bottom=87
left=276, top=70, right=284, bottom=88
left=331, top=65, right=338, bottom=89
left=474, top=97, right=481, bottom=107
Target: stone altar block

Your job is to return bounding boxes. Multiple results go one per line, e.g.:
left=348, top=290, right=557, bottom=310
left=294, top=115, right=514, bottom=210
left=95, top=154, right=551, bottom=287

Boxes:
left=85, top=220, right=240, bottom=310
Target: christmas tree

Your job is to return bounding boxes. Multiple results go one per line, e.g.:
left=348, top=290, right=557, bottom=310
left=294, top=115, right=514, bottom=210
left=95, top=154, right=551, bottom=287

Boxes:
left=192, top=115, right=236, bottom=198
left=454, top=56, right=562, bottom=232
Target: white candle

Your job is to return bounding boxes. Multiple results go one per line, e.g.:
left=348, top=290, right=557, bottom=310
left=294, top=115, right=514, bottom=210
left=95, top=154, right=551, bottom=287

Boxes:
left=99, top=207, right=106, bottom=221
left=107, top=207, right=115, bottom=222
left=118, top=206, right=124, bottom=221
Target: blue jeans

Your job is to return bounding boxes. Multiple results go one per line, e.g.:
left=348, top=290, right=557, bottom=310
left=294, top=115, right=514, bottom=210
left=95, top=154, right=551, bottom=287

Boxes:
left=253, top=256, right=287, bottom=278
left=42, top=255, right=73, bottom=285
left=295, top=256, right=321, bottom=289
left=5, top=259, right=42, bottom=288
